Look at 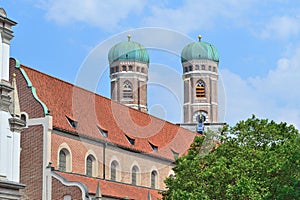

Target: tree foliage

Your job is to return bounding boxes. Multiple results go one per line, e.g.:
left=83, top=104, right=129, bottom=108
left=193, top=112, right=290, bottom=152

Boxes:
left=162, top=116, right=300, bottom=200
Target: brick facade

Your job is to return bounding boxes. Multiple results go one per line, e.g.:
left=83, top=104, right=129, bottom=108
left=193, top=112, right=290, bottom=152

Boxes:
left=51, top=177, right=83, bottom=200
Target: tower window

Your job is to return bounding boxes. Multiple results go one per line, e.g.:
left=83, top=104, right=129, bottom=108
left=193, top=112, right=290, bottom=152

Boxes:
left=123, top=81, right=133, bottom=99
left=141, top=68, right=145, bottom=73
left=111, top=67, right=115, bottom=74
left=122, top=65, right=126, bottom=71
left=195, top=65, right=199, bottom=70
left=196, top=81, right=205, bottom=98
left=189, top=65, right=193, bottom=71
left=201, top=65, right=205, bottom=70
left=128, top=65, right=133, bottom=71
left=213, top=66, right=216, bottom=72
left=184, top=67, right=188, bottom=73
left=151, top=170, right=158, bottom=189
left=115, top=66, right=119, bottom=72
left=137, top=66, right=140, bottom=72
left=208, top=65, right=212, bottom=71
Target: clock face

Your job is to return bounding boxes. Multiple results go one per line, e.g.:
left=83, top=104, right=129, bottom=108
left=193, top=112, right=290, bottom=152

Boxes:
left=193, top=111, right=208, bottom=123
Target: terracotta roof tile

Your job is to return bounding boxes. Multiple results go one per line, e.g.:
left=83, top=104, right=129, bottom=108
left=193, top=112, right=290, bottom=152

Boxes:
left=20, top=64, right=197, bottom=160
left=56, top=171, right=162, bottom=199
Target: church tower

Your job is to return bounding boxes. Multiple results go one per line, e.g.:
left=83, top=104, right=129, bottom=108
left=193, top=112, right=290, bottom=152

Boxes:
left=181, top=35, right=219, bottom=124
left=0, top=8, right=26, bottom=199
left=108, top=35, right=149, bottom=112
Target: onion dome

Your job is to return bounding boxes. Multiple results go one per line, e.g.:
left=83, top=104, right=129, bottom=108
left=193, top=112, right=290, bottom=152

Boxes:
left=181, top=35, right=219, bottom=63
left=108, top=35, right=149, bottom=64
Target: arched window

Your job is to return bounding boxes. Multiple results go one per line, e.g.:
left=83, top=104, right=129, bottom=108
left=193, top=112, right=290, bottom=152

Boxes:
left=195, top=65, right=199, bottom=70
left=141, top=68, right=145, bottom=73
left=208, top=65, right=212, bottom=71
left=136, top=66, right=140, bottom=72
left=122, top=65, right=126, bottom=71
left=86, top=155, right=95, bottom=177
left=196, top=81, right=205, bottom=98
left=59, top=149, right=70, bottom=172
left=201, top=65, right=205, bottom=70
left=111, top=161, right=119, bottom=181
left=151, top=170, right=158, bottom=189
left=189, top=65, right=193, bottom=71
left=123, top=81, right=133, bottom=99
left=131, top=166, right=139, bottom=185
left=128, top=65, right=133, bottom=71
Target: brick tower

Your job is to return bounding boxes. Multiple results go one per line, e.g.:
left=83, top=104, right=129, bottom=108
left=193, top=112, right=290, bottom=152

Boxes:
left=108, top=35, right=149, bottom=112
left=181, top=35, right=219, bottom=124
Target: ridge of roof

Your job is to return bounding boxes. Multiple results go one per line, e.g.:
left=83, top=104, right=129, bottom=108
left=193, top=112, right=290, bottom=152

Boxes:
left=17, top=61, right=197, bottom=160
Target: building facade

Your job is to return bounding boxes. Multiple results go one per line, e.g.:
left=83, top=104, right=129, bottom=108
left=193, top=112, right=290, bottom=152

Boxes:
left=1, top=8, right=224, bottom=200
left=0, top=8, right=25, bottom=200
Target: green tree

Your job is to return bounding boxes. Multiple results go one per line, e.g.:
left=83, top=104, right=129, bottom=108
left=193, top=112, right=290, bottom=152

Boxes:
left=162, top=116, right=300, bottom=200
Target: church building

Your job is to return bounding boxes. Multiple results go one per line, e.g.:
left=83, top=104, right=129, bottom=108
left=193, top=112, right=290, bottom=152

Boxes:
left=0, top=8, right=223, bottom=200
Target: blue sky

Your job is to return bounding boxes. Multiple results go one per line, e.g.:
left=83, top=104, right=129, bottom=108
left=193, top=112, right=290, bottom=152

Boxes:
left=2, top=0, right=300, bottom=128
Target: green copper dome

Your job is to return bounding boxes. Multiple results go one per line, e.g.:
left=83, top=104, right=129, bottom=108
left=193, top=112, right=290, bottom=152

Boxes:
left=181, top=36, right=219, bottom=63
left=108, top=35, right=149, bottom=64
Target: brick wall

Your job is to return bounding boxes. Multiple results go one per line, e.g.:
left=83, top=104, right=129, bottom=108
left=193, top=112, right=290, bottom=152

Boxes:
left=52, top=177, right=83, bottom=200
left=10, top=58, right=46, bottom=199
left=52, top=130, right=174, bottom=190
left=20, top=125, right=44, bottom=200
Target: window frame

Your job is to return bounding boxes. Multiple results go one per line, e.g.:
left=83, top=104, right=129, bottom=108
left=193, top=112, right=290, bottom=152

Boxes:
left=195, top=80, right=206, bottom=98
left=123, top=81, right=133, bottom=99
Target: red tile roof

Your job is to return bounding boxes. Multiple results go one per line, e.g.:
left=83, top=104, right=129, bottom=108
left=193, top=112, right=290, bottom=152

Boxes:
left=20, top=64, right=196, bottom=160
left=56, top=171, right=162, bottom=199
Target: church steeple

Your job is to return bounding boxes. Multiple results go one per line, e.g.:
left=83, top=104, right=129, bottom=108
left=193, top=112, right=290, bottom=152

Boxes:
left=181, top=35, right=219, bottom=124
left=108, top=35, right=149, bottom=112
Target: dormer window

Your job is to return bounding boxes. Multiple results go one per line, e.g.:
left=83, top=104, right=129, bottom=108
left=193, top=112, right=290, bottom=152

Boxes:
left=97, top=125, right=108, bottom=137
left=149, top=142, right=158, bottom=152
left=66, top=116, right=77, bottom=128
left=125, top=135, right=135, bottom=145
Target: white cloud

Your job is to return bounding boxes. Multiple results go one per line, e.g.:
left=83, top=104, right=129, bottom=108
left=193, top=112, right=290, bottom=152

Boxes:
left=222, top=43, right=300, bottom=128
left=258, top=15, right=300, bottom=39
left=143, top=0, right=256, bottom=33
left=37, top=0, right=146, bottom=30
left=37, top=0, right=259, bottom=33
